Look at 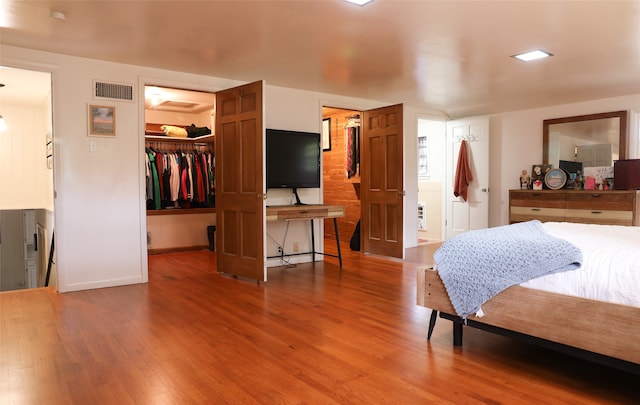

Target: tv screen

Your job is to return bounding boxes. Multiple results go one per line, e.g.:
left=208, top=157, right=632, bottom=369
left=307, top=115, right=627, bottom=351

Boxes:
left=266, top=128, right=321, bottom=189
left=559, top=160, right=583, bottom=175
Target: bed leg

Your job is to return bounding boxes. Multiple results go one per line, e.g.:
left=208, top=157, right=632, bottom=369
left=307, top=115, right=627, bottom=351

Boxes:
left=453, top=321, right=463, bottom=346
left=427, top=310, right=438, bottom=340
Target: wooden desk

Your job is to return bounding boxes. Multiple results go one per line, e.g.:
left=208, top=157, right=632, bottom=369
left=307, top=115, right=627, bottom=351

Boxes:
left=266, top=204, right=345, bottom=268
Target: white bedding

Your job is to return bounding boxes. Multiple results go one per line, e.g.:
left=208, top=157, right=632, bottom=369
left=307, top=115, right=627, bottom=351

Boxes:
left=520, top=222, right=640, bottom=308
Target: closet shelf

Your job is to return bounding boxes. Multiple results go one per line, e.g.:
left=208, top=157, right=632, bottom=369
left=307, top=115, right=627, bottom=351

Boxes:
left=145, top=134, right=214, bottom=143
left=147, top=208, right=215, bottom=216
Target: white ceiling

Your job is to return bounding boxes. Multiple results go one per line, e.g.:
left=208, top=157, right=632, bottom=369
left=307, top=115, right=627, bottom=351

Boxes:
left=1, top=0, right=640, bottom=118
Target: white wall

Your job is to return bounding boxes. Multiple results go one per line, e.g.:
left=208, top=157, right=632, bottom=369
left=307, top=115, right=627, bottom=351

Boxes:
left=2, top=45, right=427, bottom=289
left=0, top=102, right=51, bottom=210
left=147, top=213, right=215, bottom=250
left=3, top=44, right=639, bottom=291
left=145, top=106, right=214, bottom=128
left=489, top=95, right=640, bottom=227
left=2, top=45, right=243, bottom=292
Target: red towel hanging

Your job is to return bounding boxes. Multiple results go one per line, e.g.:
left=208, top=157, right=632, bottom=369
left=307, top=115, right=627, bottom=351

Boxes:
left=454, top=140, right=473, bottom=201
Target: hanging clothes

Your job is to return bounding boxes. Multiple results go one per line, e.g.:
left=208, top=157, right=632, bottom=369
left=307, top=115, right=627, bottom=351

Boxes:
left=146, top=149, right=162, bottom=210
left=169, top=153, right=181, bottom=202
left=144, top=145, right=215, bottom=210
left=345, top=119, right=360, bottom=178
left=454, top=140, right=473, bottom=201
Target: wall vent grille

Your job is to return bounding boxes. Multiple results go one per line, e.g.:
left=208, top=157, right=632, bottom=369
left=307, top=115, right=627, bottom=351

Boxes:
left=93, top=80, right=135, bottom=102
left=417, top=203, right=427, bottom=230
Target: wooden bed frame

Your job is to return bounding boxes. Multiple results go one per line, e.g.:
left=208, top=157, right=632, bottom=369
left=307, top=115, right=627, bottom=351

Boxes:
left=416, top=266, right=640, bottom=374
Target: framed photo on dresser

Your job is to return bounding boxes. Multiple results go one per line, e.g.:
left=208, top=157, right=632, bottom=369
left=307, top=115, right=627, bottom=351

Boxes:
left=531, top=164, right=552, bottom=189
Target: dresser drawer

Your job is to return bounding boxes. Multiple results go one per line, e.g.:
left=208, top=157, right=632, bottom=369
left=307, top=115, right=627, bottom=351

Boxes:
left=510, top=206, right=565, bottom=223
left=509, top=191, right=564, bottom=208
left=564, top=192, right=634, bottom=211
left=564, top=208, right=633, bottom=226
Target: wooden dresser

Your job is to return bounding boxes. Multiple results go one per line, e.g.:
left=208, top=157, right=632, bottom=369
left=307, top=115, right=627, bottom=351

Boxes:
left=509, top=189, right=640, bottom=226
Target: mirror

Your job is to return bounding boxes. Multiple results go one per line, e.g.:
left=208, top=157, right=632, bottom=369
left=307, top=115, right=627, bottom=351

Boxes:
left=543, top=111, right=627, bottom=168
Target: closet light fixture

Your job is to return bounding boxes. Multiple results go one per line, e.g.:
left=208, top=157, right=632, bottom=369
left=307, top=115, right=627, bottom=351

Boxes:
left=512, top=49, right=553, bottom=62
left=145, top=86, right=163, bottom=107
left=150, top=92, right=161, bottom=107
left=344, top=0, right=374, bottom=6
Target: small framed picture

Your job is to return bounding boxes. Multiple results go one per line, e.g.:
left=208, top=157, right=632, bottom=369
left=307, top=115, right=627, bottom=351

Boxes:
left=88, top=104, right=115, bottom=136
left=544, top=168, right=567, bottom=190
left=531, top=164, right=551, bottom=185
left=322, top=117, right=331, bottom=151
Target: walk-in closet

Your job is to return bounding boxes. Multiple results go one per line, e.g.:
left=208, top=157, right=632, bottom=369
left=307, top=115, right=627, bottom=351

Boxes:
left=321, top=106, right=362, bottom=249
left=144, top=86, right=216, bottom=254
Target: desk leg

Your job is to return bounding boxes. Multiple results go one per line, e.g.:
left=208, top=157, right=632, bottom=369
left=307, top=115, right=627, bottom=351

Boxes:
left=333, top=218, right=342, bottom=269
left=310, top=219, right=315, bottom=263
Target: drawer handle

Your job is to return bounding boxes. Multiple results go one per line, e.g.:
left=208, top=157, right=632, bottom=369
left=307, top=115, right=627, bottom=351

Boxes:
left=591, top=211, right=602, bottom=214
left=531, top=208, right=541, bottom=211
left=531, top=193, right=541, bottom=197
left=591, top=193, right=601, bottom=197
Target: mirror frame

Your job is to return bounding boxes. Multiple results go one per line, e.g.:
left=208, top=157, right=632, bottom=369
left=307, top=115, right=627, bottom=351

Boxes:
left=543, top=110, right=628, bottom=165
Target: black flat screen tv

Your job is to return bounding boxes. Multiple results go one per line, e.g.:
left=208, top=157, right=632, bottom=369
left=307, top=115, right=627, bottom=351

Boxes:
left=266, top=128, right=321, bottom=191
left=559, top=160, right=583, bottom=176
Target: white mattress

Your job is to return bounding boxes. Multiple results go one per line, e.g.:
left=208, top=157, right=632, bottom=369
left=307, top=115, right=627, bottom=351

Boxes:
left=520, top=222, right=640, bottom=308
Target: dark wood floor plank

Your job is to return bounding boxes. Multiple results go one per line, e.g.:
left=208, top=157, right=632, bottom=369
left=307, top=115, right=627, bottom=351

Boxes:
left=1, top=242, right=637, bottom=404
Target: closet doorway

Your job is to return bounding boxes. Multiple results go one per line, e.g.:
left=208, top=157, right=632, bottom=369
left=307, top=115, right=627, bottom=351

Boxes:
left=143, top=85, right=216, bottom=256
left=416, top=117, right=446, bottom=245
left=144, top=81, right=266, bottom=282
left=0, top=66, right=55, bottom=291
left=322, top=104, right=405, bottom=258
left=321, top=107, right=362, bottom=251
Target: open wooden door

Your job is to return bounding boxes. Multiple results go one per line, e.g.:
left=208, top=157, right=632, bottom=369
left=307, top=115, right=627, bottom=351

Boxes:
left=361, top=104, right=404, bottom=258
left=215, top=81, right=265, bottom=282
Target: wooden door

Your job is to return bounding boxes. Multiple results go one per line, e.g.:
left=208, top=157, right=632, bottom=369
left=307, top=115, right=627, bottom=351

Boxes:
left=444, top=118, right=490, bottom=239
left=215, top=81, right=265, bottom=282
left=361, top=104, right=404, bottom=258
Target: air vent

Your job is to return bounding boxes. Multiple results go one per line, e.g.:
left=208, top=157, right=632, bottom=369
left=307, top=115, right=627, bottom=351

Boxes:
left=93, top=80, right=135, bottom=102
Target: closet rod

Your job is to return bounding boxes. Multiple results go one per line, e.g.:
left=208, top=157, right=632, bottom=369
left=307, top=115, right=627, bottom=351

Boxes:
left=145, top=141, right=211, bottom=151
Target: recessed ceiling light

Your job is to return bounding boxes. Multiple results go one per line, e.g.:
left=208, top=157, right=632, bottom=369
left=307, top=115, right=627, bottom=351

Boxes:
left=512, top=49, right=553, bottom=62
left=344, top=0, right=374, bottom=6
left=50, top=11, right=66, bottom=21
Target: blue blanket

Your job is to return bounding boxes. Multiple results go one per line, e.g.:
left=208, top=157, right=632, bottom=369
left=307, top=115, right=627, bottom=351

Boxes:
left=434, top=220, right=582, bottom=319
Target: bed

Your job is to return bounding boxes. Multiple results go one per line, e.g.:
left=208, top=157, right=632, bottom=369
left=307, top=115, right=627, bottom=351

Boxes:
left=416, top=221, right=640, bottom=374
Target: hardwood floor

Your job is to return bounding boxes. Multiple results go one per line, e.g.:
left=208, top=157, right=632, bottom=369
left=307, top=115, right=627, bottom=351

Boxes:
left=1, top=243, right=637, bottom=404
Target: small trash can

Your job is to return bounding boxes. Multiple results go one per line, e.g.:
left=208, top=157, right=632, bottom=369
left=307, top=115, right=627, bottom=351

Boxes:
left=207, top=225, right=216, bottom=252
